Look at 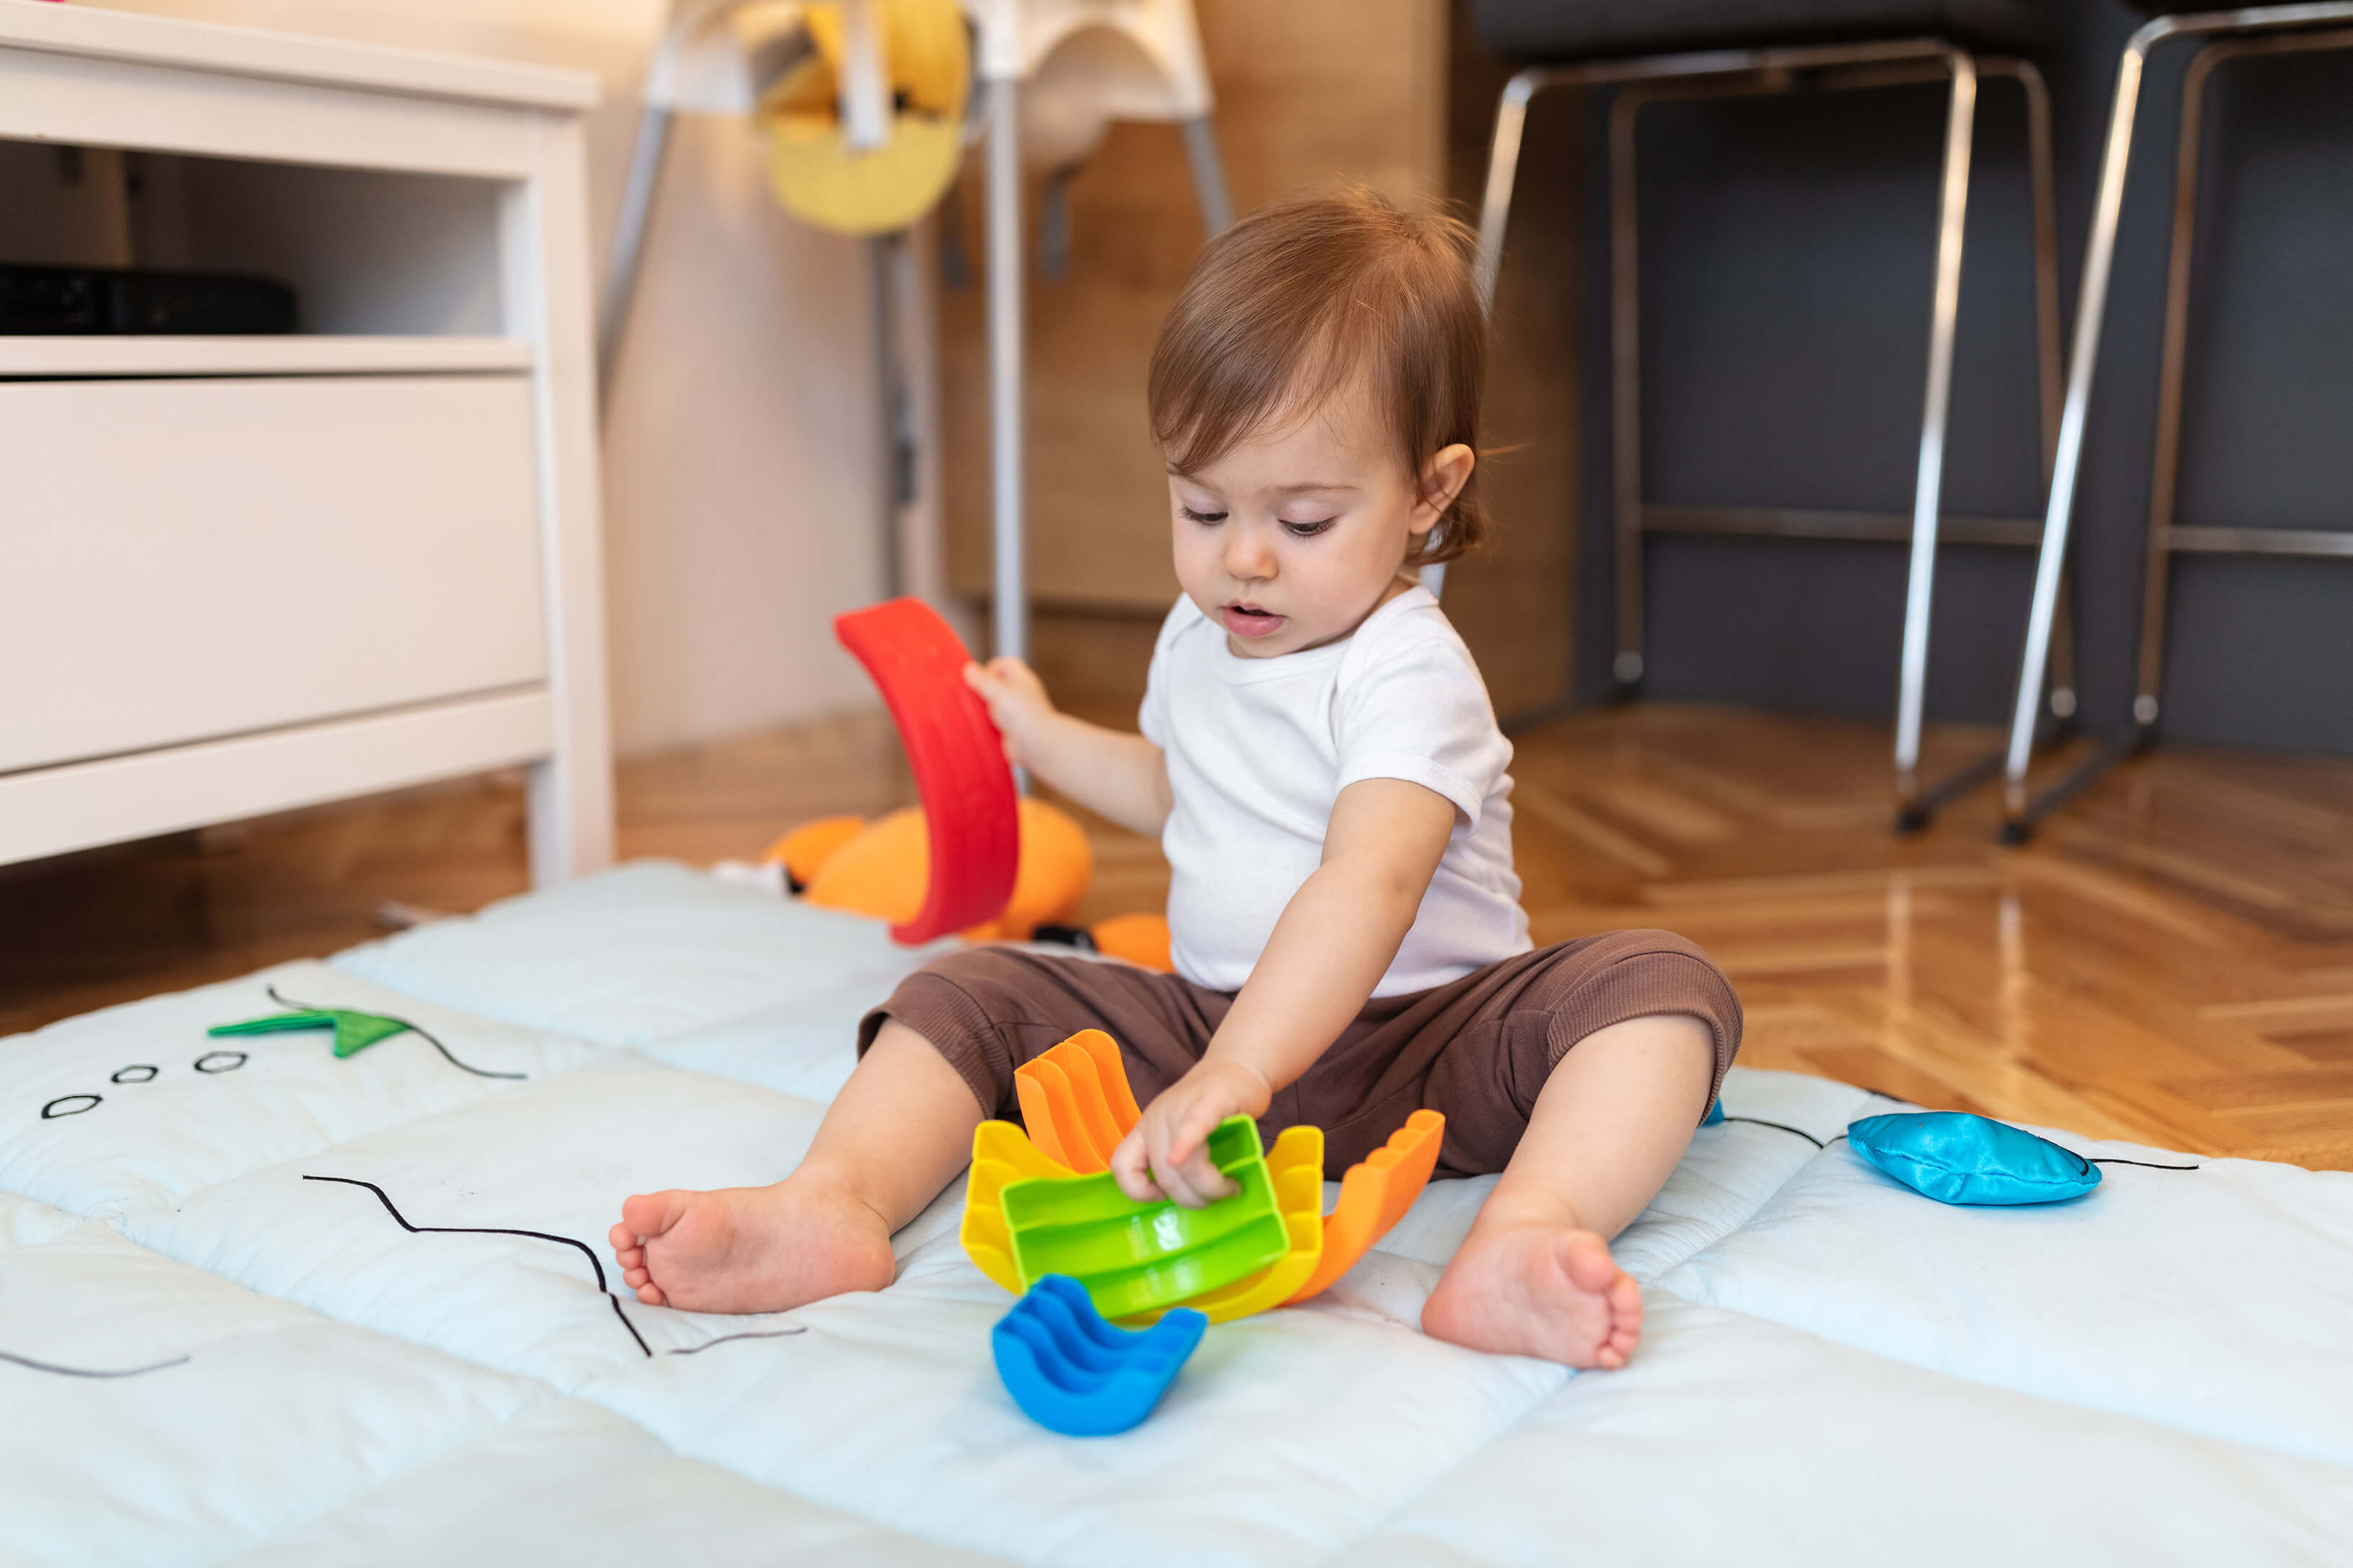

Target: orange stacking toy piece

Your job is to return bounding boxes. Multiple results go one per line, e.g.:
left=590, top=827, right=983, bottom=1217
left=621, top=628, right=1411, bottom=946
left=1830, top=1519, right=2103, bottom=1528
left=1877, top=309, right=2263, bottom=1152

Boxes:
left=1002, top=1030, right=1444, bottom=1313
left=1088, top=912, right=1174, bottom=972
left=1280, top=1110, right=1445, bottom=1305
left=1013, top=1030, right=1137, bottom=1173
left=764, top=816, right=868, bottom=889
left=787, top=799, right=1092, bottom=942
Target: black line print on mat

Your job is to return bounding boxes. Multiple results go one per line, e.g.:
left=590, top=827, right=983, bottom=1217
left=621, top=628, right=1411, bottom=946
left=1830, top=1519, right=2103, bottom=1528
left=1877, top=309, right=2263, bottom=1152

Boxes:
left=0, top=1347, right=191, bottom=1379
left=303, top=1174, right=650, bottom=1355
left=111, top=1065, right=159, bottom=1084
left=194, top=1051, right=247, bottom=1074
left=269, top=984, right=526, bottom=1082
left=1718, top=1116, right=1828, bottom=1149
left=42, top=1095, right=102, bottom=1119
left=664, top=1328, right=806, bottom=1356
left=301, top=1175, right=804, bottom=1359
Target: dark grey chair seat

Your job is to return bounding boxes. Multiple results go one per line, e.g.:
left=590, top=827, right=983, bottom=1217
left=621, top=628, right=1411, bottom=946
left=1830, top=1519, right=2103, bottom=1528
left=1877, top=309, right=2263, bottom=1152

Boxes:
left=1470, top=0, right=2053, bottom=63
left=2121, top=1, right=2314, bottom=10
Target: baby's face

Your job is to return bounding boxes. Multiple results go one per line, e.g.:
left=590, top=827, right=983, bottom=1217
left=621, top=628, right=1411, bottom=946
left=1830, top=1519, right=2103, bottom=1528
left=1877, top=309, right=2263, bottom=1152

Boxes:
left=1166, top=381, right=1462, bottom=659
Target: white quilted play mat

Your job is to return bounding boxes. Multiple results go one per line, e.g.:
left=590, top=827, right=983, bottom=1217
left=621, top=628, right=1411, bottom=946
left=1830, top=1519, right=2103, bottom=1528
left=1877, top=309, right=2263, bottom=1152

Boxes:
left=6, top=862, right=2353, bottom=1567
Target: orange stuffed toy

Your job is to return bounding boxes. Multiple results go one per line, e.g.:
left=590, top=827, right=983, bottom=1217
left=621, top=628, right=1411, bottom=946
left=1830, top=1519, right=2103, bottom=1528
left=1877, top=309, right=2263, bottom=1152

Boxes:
left=765, top=801, right=1173, bottom=968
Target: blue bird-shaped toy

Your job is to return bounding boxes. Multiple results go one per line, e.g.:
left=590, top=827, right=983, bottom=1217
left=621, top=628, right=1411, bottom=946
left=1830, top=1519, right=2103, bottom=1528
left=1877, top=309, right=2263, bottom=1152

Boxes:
left=991, top=1275, right=1207, bottom=1436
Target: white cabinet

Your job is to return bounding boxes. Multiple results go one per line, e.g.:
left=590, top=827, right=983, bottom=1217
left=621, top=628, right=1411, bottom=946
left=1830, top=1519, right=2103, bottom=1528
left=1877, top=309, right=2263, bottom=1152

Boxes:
left=0, top=0, right=613, bottom=882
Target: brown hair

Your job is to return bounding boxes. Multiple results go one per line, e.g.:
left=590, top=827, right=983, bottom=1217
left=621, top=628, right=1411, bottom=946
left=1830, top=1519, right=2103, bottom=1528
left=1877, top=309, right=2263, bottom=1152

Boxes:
left=1147, top=189, right=1489, bottom=567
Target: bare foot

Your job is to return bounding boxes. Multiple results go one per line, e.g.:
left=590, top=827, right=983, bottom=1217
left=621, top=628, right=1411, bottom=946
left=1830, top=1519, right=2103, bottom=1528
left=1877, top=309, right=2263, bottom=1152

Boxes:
left=608, top=1168, right=895, bottom=1314
left=1420, top=1223, right=1643, bottom=1370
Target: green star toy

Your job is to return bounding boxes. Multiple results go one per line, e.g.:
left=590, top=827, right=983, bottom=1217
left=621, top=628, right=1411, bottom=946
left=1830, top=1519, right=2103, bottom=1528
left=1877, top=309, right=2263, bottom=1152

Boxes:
left=206, top=1008, right=413, bottom=1059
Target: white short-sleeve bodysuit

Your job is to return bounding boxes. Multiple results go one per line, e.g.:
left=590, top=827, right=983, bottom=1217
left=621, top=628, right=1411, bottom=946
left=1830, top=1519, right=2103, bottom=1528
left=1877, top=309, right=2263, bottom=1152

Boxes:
left=1138, top=587, right=1531, bottom=997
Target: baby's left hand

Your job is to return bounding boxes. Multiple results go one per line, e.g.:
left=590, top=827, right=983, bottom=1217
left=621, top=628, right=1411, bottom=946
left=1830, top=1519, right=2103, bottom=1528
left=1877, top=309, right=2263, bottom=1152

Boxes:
left=962, top=657, right=1055, bottom=770
left=1111, top=1059, right=1273, bottom=1209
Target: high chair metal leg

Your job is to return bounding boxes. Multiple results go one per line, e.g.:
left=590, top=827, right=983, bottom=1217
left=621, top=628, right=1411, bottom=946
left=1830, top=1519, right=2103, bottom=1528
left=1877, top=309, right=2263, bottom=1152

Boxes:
left=986, top=74, right=1027, bottom=667
left=1181, top=115, right=1234, bottom=237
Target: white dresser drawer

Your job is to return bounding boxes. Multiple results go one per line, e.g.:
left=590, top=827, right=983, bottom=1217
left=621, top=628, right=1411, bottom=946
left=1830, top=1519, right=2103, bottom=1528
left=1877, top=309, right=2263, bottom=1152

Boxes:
left=0, top=373, right=549, bottom=774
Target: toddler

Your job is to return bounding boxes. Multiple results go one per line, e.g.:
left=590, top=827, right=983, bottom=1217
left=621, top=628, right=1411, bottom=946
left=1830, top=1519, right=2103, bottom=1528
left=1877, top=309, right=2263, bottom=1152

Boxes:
left=611, top=191, right=1740, bottom=1369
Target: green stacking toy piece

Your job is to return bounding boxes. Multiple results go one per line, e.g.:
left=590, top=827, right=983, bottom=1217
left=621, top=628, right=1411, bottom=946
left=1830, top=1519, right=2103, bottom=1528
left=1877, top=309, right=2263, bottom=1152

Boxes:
left=999, top=1116, right=1290, bottom=1321
left=209, top=1009, right=413, bottom=1059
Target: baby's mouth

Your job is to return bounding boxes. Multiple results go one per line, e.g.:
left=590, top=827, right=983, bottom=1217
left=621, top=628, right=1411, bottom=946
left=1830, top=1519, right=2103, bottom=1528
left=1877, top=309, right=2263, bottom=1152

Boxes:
left=1220, top=603, right=1285, bottom=639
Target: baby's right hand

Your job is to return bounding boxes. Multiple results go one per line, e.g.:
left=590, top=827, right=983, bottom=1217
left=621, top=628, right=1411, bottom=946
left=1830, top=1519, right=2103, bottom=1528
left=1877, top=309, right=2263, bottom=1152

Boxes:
left=1110, top=1059, right=1272, bottom=1209
left=963, top=657, right=1055, bottom=768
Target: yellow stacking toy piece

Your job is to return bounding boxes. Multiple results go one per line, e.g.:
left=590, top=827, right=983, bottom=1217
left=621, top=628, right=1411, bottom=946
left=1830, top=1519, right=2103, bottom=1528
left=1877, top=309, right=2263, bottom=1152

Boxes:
left=961, top=1119, right=1074, bottom=1296
left=958, top=1030, right=1444, bottom=1325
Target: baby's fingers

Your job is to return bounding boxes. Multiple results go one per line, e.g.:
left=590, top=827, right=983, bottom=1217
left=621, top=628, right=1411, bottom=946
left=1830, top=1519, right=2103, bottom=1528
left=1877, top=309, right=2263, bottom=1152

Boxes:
left=961, top=662, right=1002, bottom=704
left=984, top=654, right=1037, bottom=688
left=1110, top=1127, right=1163, bottom=1203
left=1163, top=1104, right=1239, bottom=1201
left=1150, top=1146, right=1215, bottom=1210
left=1150, top=1121, right=1230, bottom=1210
left=1176, top=1142, right=1236, bottom=1204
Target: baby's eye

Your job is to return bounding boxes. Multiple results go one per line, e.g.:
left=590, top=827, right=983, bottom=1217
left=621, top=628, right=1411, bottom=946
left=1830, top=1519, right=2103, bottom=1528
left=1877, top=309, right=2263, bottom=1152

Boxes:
left=1281, top=517, right=1337, bottom=538
left=1179, top=507, right=1228, bottom=524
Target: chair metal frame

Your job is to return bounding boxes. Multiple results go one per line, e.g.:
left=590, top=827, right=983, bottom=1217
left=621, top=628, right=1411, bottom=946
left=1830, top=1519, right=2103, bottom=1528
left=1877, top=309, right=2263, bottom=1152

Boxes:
left=596, top=0, right=1234, bottom=668
left=1999, top=2, right=2353, bottom=842
left=1474, top=38, right=2068, bottom=831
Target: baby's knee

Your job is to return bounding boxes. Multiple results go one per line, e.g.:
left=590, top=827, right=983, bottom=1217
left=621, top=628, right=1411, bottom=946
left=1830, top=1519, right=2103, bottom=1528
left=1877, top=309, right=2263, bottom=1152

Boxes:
left=855, top=947, right=1047, bottom=1112
left=902, top=944, right=1043, bottom=1002
left=1580, top=927, right=1722, bottom=976
left=1524, top=928, right=1743, bottom=1081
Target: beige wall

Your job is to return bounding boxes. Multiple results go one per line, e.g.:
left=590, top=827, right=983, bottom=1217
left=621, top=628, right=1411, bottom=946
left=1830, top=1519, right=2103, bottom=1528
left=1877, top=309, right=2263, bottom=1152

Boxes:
left=88, top=0, right=912, bottom=754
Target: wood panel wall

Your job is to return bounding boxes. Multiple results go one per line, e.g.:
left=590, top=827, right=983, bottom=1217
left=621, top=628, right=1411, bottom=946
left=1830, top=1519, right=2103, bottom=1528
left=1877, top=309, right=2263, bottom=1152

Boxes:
left=940, top=0, right=1581, bottom=719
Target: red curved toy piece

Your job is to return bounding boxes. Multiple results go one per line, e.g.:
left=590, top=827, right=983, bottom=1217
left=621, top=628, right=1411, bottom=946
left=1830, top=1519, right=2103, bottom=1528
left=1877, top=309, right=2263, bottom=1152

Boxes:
left=834, top=597, right=1019, bottom=944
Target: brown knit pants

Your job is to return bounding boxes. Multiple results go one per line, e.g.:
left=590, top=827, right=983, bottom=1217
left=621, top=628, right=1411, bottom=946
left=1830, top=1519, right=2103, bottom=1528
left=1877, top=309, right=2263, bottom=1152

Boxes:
left=858, top=932, right=1742, bottom=1179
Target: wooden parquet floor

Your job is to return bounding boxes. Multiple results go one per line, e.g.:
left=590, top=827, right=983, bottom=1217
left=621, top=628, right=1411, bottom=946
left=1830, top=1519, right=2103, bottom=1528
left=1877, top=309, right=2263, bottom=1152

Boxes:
left=5, top=701, right=2352, bottom=1171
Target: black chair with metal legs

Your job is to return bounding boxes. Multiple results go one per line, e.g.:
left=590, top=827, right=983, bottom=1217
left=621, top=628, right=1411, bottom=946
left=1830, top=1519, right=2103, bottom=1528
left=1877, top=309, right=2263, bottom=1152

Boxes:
left=1999, top=2, right=2353, bottom=843
left=1468, top=1, right=2078, bottom=832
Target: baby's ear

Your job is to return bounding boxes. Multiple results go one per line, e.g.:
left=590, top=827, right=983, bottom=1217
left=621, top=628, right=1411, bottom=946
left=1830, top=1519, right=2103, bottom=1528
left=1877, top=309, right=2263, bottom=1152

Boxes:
left=1416, top=442, right=1476, bottom=525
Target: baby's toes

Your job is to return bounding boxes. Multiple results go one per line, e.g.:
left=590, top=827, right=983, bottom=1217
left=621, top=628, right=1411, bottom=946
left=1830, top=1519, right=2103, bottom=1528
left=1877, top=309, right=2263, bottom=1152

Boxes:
left=1610, top=1271, right=1641, bottom=1320
left=636, top=1280, right=668, bottom=1306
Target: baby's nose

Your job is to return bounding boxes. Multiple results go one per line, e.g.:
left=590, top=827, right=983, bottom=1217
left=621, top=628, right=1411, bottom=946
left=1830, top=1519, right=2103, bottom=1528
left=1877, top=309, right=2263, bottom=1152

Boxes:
left=1223, top=527, right=1275, bottom=579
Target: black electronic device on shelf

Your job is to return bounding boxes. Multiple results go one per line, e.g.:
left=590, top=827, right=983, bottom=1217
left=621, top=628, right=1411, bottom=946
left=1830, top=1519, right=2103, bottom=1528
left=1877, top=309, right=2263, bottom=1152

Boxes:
left=0, top=263, right=297, bottom=334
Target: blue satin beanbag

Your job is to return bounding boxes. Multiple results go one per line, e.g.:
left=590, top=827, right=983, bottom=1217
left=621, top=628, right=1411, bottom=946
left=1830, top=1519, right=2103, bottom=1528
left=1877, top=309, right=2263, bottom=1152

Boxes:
left=1847, top=1111, right=2101, bottom=1206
